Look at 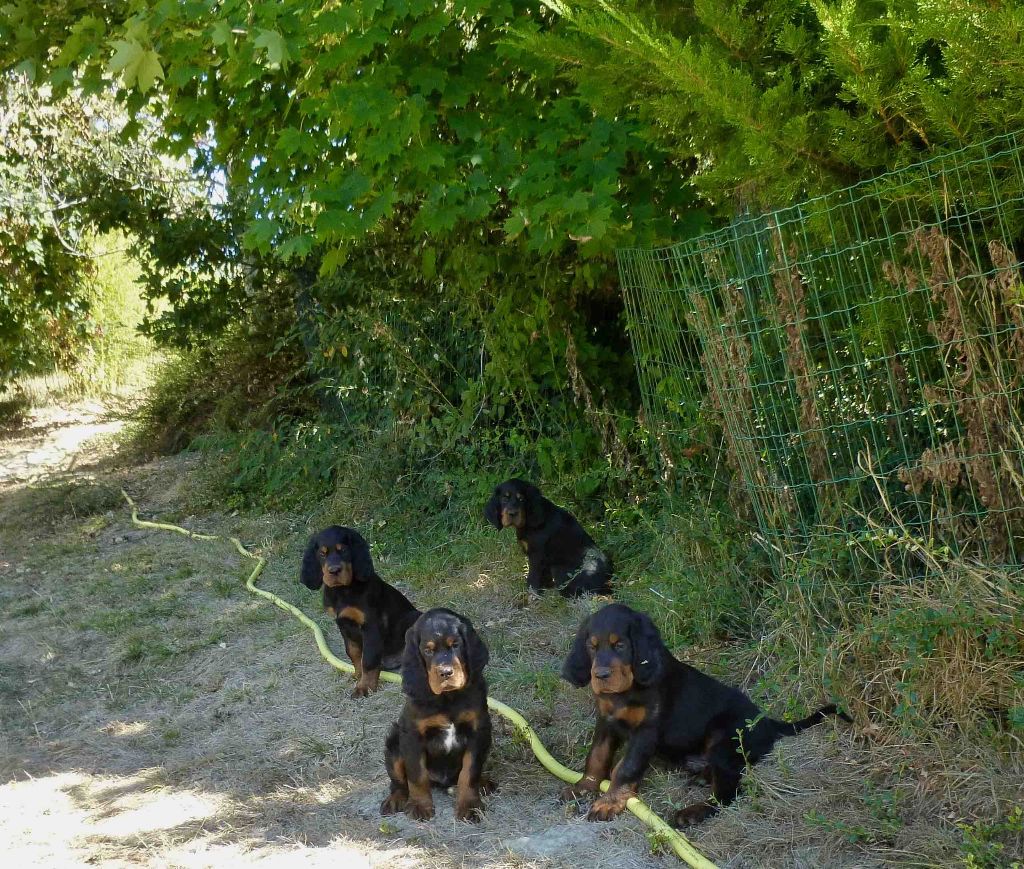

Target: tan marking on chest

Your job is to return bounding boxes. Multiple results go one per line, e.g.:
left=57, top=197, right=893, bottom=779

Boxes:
left=416, top=713, right=452, bottom=735
left=456, top=708, right=480, bottom=726
left=324, top=606, right=337, bottom=619
left=597, top=697, right=615, bottom=717
left=615, top=704, right=647, bottom=728
left=338, top=606, right=365, bottom=625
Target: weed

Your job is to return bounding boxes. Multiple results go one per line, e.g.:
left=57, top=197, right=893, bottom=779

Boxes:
left=210, top=575, right=236, bottom=598
left=959, top=805, right=1024, bottom=868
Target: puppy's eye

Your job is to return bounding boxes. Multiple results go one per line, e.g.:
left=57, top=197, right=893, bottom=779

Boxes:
left=614, top=641, right=625, bottom=651
left=423, top=647, right=434, bottom=656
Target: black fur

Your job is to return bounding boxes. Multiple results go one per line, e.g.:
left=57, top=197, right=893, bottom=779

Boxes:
left=298, top=525, right=420, bottom=698
left=484, top=478, right=612, bottom=597
left=561, top=603, right=850, bottom=826
left=381, top=609, right=495, bottom=822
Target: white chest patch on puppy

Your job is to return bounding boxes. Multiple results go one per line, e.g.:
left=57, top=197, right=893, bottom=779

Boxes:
left=441, top=724, right=458, bottom=751
left=580, top=547, right=604, bottom=573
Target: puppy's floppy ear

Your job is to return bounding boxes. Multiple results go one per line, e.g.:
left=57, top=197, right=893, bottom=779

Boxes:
left=458, top=616, right=489, bottom=677
left=299, top=535, right=323, bottom=590
left=483, top=488, right=502, bottom=529
left=561, top=616, right=593, bottom=687
left=400, top=622, right=429, bottom=697
left=628, top=610, right=665, bottom=687
left=523, top=482, right=549, bottom=530
left=350, top=531, right=375, bottom=582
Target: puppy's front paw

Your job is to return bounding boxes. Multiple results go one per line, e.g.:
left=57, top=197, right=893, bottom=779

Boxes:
left=559, top=781, right=597, bottom=803
left=351, top=678, right=379, bottom=698
left=587, top=794, right=627, bottom=822
left=455, top=796, right=484, bottom=822
left=673, top=801, right=718, bottom=827
left=380, top=791, right=407, bottom=815
left=405, top=798, right=434, bottom=821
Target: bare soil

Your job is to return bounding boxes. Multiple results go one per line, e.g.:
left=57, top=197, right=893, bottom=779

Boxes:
left=1, top=403, right=1019, bottom=868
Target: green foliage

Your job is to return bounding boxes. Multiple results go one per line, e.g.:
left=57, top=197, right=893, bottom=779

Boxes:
left=0, top=0, right=706, bottom=423
left=959, top=805, right=1024, bottom=869
left=516, top=0, right=1024, bottom=210
left=129, top=303, right=305, bottom=456
left=0, top=76, right=198, bottom=390
left=193, top=421, right=348, bottom=512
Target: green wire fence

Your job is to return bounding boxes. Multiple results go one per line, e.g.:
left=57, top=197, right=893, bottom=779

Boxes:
left=620, top=132, right=1024, bottom=573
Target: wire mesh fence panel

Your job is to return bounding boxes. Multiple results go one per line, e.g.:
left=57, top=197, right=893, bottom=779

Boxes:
left=620, top=132, right=1024, bottom=570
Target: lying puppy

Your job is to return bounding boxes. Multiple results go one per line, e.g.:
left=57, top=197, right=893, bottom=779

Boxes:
left=561, top=603, right=849, bottom=826
left=484, top=478, right=612, bottom=597
left=300, top=525, right=420, bottom=698
left=381, top=608, right=495, bottom=822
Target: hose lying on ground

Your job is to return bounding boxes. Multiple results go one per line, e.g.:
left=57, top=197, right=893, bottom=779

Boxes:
left=121, top=490, right=717, bottom=869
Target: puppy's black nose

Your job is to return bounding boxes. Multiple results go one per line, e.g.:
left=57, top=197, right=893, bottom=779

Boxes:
left=593, top=666, right=612, bottom=680
left=327, top=564, right=342, bottom=574
left=437, top=664, right=454, bottom=678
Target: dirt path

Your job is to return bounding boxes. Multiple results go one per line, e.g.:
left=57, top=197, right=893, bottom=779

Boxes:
left=0, top=400, right=124, bottom=485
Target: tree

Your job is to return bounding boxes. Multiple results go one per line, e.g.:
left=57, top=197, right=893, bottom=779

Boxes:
left=0, top=75, right=203, bottom=385
left=513, top=0, right=1024, bottom=210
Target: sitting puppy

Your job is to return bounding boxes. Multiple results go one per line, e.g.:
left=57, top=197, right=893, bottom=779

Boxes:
left=300, top=526, right=420, bottom=698
left=561, top=603, right=849, bottom=826
left=484, top=478, right=612, bottom=597
left=381, top=608, right=495, bottom=822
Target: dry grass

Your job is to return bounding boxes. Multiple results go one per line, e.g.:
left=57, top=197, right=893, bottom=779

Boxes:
left=2, top=406, right=1022, bottom=867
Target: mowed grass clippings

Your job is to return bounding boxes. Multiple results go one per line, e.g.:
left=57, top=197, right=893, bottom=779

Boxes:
left=1, top=408, right=1022, bottom=867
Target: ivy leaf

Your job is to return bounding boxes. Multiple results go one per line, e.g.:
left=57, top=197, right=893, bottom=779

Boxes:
left=254, top=29, right=289, bottom=69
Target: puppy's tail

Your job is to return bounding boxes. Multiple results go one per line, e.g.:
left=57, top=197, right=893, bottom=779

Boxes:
left=773, top=704, right=852, bottom=737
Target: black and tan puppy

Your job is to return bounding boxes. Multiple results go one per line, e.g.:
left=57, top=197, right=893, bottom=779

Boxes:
left=484, top=478, right=612, bottom=597
left=381, top=608, right=495, bottom=822
left=561, top=603, right=849, bottom=826
left=300, top=526, right=420, bottom=698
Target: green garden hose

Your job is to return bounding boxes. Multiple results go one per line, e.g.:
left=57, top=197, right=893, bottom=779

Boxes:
left=121, top=490, right=717, bottom=869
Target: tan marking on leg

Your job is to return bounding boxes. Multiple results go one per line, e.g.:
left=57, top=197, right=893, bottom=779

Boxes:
left=405, top=758, right=434, bottom=820
left=454, top=749, right=483, bottom=821
left=345, top=639, right=363, bottom=680
left=352, top=667, right=380, bottom=698
left=381, top=757, right=408, bottom=814
left=561, top=732, right=613, bottom=801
